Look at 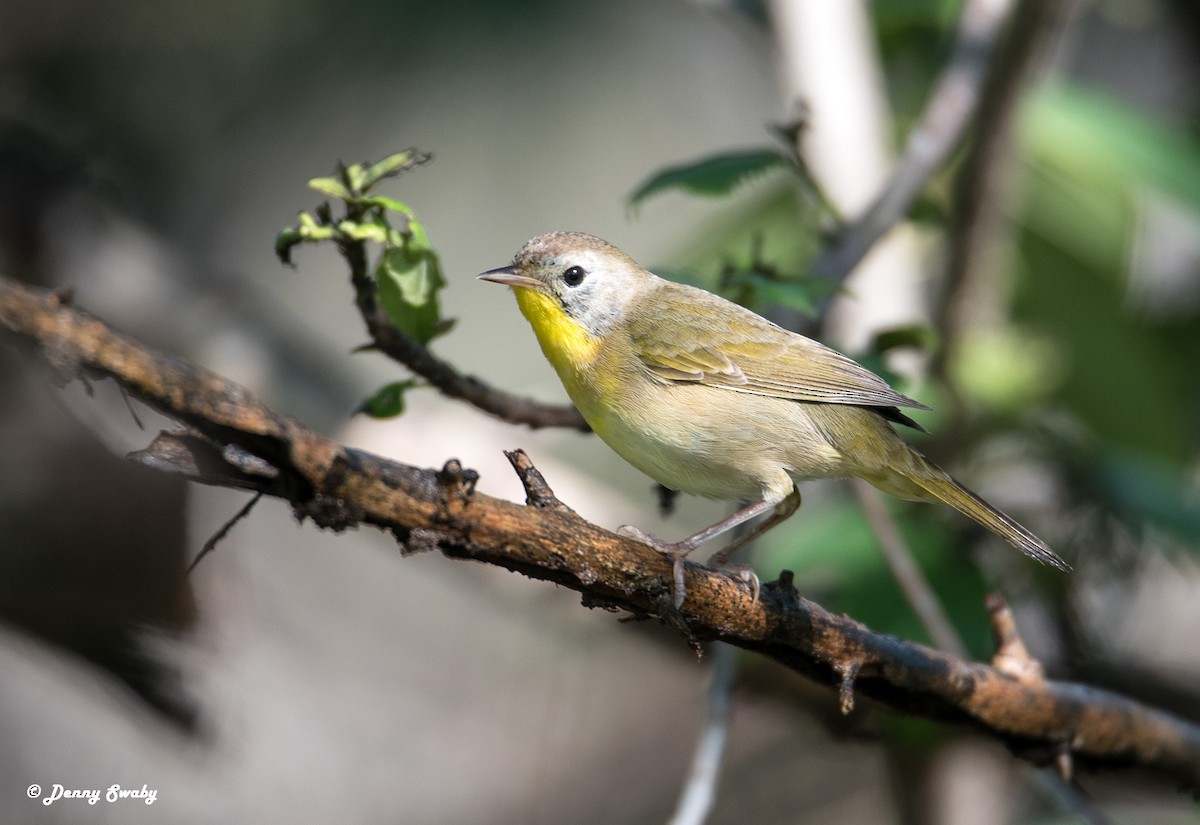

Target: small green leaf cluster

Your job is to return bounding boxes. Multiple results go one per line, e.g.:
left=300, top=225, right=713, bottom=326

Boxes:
left=277, top=150, right=449, bottom=418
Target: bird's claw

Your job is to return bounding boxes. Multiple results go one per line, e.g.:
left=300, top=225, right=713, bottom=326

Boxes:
left=618, top=525, right=759, bottom=607
left=617, top=524, right=691, bottom=556
left=618, top=524, right=694, bottom=607
left=721, top=563, right=760, bottom=603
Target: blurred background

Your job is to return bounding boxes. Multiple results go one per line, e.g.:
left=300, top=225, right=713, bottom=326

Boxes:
left=1, top=0, right=1199, bottom=823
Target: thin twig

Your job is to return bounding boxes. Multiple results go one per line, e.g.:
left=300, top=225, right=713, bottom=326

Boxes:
left=1027, top=768, right=1112, bottom=825
left=669, top=515, right=760, bottom=825
left=186, top=491, right=263, bottom=575
left=850, top=479, right=967, bottom=658
left=359, top=300, right=588, bottom=430
left=669, top=642, right=738, bottom=825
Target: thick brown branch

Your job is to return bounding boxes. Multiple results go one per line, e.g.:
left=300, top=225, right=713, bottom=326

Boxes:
left=2, top=274, right=1199, bottom=791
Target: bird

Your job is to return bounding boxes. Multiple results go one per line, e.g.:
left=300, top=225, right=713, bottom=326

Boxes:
left=479, top=231, right=1068, bottom=606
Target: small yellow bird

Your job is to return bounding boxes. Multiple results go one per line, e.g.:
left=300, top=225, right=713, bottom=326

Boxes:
left=480, top=232, right=1068, bottom=605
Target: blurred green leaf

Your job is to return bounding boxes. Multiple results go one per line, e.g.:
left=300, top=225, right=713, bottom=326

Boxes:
left=358, top=380, right=419, bottom=419
left=274, top=226, right=302, bottom=265
left=1024, top=84, right=1200, bottom=212
left=337, top=220, right=388, bottom=243
left=308, top=176, right=352, bottom=200
left=1013, top=82, right=1200, bottom=459
left=654, top=175, right=824, bottom=300
left=375, top=217, right=448, bottom=345
left=1096, top=448, right=1200, bottom=546
left=873, top=324, right=938, bottom=355
left=950, top=326, right=1062, bottom=414
left=748, top=276, right=819, bottom=315
left=285, top=212, right=337, bottom=248
left=629, top=149, right=792, bottom=209
left=352, top=194, right=415, bottom=214
left=362, top=150, right=430, bottom=191
left=343, top=162, right=366, bottom=193
left=1015, top=228, right=1191, bottom=458
left=725, top=270, right=835, bottom=317
left=379, top=246, right=432, bottom=305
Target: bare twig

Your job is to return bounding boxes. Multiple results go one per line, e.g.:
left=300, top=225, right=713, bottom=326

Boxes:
left=505, top=448, right=574, bottom=512
left=987, top=592, right=1046, bottom=684
left=185, top=491, right=263, bottom=574
left=1028, top=768, right=1113, bottom=825
left=3, top=274, right=1200, bottom=790
left=357, top=298, right=588, bottom=431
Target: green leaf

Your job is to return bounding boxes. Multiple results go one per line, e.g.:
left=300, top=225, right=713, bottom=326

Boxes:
left=405, top=212, right=434, bottom=250
left=718, top=268, right=839, bottom=317
left=294, top=212, right=336, bottom=241
left=375, top=233, right=448, bottom=344
left=343, top=163, right=367, bottom=193
left=358, top=380, right=419, bottom=419
left=351, top=194, right=415, bottom=214
left=361, top=150, right=430, bottom=191
left=950, top=325, right=1062, bottom=414
left=337, top=220, right=388, bottom=243
left=379, top=246, right=430, bottom=304
left=308, top=176, right=352, bottom=200
left=275, top=226, right=302, bottom=265
left=629, top=149, right=792, bottom=209
left=1012, top=90, right=1200, bottom=459
left=755, top=273, right=830, bottom=315
left=873, top=324, right=938, bottom=356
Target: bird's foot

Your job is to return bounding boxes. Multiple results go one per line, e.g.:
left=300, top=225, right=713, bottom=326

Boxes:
left=618, top=525, right=759, bottom=608
left=618, top=525, right=694, bottom=607
left=718, top=563, right=760, bottom=603
left=704, top=548, right=761, bottom=603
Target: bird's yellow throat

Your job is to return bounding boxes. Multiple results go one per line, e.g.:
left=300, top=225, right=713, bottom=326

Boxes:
left=512, top=286, right=601, bottom=376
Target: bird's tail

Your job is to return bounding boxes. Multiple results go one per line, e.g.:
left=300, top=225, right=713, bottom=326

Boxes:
left=898, top=461, right=1070, bottom=571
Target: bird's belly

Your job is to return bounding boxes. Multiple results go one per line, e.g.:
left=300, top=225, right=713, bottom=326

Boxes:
left=584, top=383, right=847, bottom=501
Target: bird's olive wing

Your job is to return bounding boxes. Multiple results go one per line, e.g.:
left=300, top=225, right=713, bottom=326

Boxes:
left=628, top=285, right=929, bottom=412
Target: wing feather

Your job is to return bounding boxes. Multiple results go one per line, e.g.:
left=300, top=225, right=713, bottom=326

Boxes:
left=629, top=283, right=929, bottom=415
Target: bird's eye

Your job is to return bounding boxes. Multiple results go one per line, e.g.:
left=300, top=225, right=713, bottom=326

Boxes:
left=562, top=265, right=586, bottom=287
